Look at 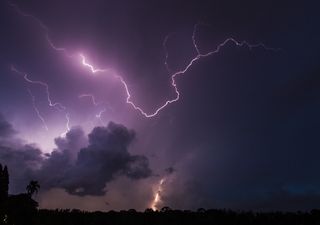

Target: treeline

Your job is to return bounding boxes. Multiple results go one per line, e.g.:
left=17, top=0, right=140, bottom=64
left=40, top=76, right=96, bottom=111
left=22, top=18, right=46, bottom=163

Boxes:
left=0, top=164, right=39, bottom=225
left=35, top=208, right=320, bottom=225
left=1, top=163, right=320, bottom=225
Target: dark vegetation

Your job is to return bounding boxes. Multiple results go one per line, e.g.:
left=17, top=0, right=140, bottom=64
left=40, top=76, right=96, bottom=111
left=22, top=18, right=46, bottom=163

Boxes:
left=1, top=164, right=320, bottom=225
left=36, top=208, right=320, bottom=225
left=0, top=164, right=39, bottom=225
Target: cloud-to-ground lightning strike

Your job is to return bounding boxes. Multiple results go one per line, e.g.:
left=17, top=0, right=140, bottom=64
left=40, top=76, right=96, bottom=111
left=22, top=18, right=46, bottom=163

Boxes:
left=151, top=178, right=165, bottom=211
left=27, top=88, right=49, bottom=131
left=8, top=1, right=279, bottom=119
left=7, top=1, right=282, bottom=210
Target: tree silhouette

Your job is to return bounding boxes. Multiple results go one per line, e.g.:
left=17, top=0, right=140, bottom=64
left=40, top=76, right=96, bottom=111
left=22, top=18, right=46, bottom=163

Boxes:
left=0, top=164, right=9, bottom=224
left=0, top=164, right=9, bottom=202
left=0, top=164, right=319, bottom=225
left=26, top=180, right=40, bottom=197
left=160, top=206, right=172, bottom=212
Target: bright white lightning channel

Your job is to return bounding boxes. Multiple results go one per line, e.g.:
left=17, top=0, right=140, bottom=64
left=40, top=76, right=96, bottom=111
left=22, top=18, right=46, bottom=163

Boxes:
left=9, top=2, right=280, bottom=119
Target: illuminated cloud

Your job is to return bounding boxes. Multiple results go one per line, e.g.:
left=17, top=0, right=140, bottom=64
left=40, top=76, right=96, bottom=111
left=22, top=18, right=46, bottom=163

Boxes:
left=0, top=116, right=152, bottom=196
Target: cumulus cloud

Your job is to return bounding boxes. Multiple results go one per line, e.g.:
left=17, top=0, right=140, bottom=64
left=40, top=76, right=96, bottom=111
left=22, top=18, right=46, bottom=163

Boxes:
left=53, top=126, right=88, bottom=160
left=0, top=116, right=152, bottom=196
left=40, top=123, right=152, bottom=196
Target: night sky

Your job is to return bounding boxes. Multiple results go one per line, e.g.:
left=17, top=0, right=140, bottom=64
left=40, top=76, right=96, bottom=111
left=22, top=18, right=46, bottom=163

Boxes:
left=1, top=0, right=320, bottom=211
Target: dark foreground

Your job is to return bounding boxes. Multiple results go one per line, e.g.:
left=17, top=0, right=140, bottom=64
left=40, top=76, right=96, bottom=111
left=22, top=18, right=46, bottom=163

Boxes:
left=15, top=208, right=320, bottom=225
left=1, top=163, right=320, bottom=225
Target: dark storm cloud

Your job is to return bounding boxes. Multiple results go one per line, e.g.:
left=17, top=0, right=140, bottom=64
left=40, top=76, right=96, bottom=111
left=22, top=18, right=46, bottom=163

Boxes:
left=1, top=0, right=320, bottom=211
left=0, top=144, right=43, bottom=193
left=0, top=116, right=152, bottom=196
left=156, top=41, right=320, bottom=211
left=245, top=189, right=320, bottom=212
left=53, top=126, right=88, bottom=160
left=40, top=123, right=152, bottom=196
left=54, top=126, right=87, bottom=151
left=0, top=113, right=15, bottom=138
left=164, top=167, right=175, bottom=175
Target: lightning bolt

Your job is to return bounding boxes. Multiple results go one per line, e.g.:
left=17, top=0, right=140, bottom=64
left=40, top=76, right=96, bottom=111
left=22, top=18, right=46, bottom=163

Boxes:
left=96, top=108, right=107, bottom=126
left=151, top=178, right=165, bottom=211
left=78, top=94, right=101, bottom=106
left=7, top=1, right=281, bottom=209
left=7, top=1, right=74, bottom=58
left=79, top=54, right=114, bottom=74
left=9, top=1, right=280, bottom=119
left=79, top=94, right=114, bottom=125
left=163, top=33, right=175, bottom=74
left=11, top=66, right=66, bottom=111
left=60, top=113, right=71, bottom=137
left=78, top=26, right=279, bottom=118
left=11, top=66, right=71, bottom=135
left=27, top=88, right=49, bottom=131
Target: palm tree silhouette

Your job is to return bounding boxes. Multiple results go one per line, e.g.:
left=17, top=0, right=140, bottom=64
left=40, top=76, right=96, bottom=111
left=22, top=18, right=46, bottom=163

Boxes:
left=26, top=180, right=40, bottom=197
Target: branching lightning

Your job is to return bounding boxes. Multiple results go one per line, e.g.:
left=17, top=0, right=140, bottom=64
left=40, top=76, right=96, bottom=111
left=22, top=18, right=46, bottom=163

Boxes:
left=79, top=54, right=114, bottom=74
left=96, top=108, right=107, bottom=126
left=7, top=1, right=75, bottom=58
left=79, top=94, right=113, bottom=125
left=80, top=28, right=279, bottom=118
left=8, top=1, right=279, bottom=119
left=27, top=88, right=49, bottom=131
left=79, top=94, right=101, bottom=106
left=11, top=66, right=66, bottom=111
left=11, top=66, right=70, bottom=134
left=7, top=1, right=282, bottom=208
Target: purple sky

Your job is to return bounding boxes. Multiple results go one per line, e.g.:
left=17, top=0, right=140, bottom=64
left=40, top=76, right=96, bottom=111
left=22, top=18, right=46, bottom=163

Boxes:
left=1, top=0, right=320, bottom=212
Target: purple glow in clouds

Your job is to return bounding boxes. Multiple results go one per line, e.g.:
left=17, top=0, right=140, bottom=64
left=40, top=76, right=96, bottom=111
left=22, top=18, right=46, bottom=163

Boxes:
left=8, top=1, right=279, bottom=123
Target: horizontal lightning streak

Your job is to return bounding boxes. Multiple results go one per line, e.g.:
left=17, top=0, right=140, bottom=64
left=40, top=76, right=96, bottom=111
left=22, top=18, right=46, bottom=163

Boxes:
left=79, top=94, right=101, bottom=106
left=79, top=25, right=279, bottom=118
left=9, top=2, right=280, bottom=119
left=7, top=1, right=281, bottom=207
